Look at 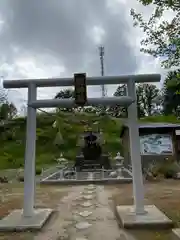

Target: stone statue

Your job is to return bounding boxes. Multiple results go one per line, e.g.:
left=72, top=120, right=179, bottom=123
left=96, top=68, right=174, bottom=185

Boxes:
left=74, top=130, right=111, bottom=171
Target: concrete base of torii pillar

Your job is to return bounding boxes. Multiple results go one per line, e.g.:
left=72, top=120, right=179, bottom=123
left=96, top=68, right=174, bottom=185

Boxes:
left=0, top=209, right=53, bottom=231
left=115, top=205, right=173, bottom=229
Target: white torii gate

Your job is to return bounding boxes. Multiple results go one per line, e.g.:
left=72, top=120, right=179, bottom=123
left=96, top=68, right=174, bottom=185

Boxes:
left=1, top=73, right=161, bottom=230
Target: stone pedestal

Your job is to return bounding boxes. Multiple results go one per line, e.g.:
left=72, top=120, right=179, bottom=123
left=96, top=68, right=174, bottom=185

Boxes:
left=116, top=205, right=173, bottom=229
left=0, top=208, right=53, bottom=231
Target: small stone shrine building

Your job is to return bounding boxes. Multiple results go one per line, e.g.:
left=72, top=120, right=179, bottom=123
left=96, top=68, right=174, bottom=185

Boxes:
left=120, top=122, right=180, bottom=169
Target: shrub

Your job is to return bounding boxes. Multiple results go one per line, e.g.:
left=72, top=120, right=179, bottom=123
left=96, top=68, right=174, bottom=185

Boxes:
left=145, top=160, right=179, bottom=180
left=0, top=176, right=8, bottom=183
left=18, top=176, right=24, bottom=182
left=35, top=167, right=42, bottom=175
left=158, top=161, right=179, bottom=179
left=164, top=169, right=175, bottom=179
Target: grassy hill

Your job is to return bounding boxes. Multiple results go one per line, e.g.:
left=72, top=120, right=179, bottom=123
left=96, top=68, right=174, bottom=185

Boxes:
left=0, top=111, right=179, bottom=170
left=0, top=111, right=123, bottom=169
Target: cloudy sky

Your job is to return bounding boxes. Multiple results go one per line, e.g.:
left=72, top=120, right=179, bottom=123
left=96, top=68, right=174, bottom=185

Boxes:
left=0, top=0, right=174, bottom=113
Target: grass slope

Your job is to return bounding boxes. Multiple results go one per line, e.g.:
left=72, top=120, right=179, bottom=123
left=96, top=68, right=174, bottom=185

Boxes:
left=0, top=112, right=123, bottom=169
left=0, top=112, right=179, bottom=170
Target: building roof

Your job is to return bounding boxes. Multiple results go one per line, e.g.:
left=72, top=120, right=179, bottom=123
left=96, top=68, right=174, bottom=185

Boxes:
left=137, top=122, right=180, bottom=129
left=120, top=122, right=180, bottom=137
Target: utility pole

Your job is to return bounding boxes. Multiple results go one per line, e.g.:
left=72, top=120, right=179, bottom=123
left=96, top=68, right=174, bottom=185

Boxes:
left=99, top=46, right=106, bottom=97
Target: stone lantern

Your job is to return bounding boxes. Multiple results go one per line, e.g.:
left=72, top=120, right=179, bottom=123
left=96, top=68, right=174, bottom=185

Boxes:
left=114, top=152, right=124, bottom=165
left=56, top=153, right=67, bottom=166
left=177, top=106, right=180, bottom=119
left=114, top=152, right=124, bottom=178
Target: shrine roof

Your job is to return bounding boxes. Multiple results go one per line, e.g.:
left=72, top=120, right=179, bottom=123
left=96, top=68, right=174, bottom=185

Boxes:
left=120, top=122, right=180, bottom=138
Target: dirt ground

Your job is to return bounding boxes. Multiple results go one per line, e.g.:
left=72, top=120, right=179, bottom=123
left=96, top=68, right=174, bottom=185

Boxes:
left=0, top=183, right=131, bottom=240
left=0, top=180, right=180, bottom=239
left=0, top=183, right=69, bottom=240
left=106, top=179, right=180, bottom=240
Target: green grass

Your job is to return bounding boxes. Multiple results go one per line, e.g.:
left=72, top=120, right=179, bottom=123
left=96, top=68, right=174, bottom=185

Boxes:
left=0, top=112, right=123, bottom=169
left=0, top=112, right=178, bottom=170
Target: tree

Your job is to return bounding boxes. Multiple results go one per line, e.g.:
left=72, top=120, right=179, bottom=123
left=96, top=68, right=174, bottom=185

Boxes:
left=152, top=91, right=164, bottom=115
left=55, top=88, right=103, bottom=114
left=113, top=83, right=159, bottom=118
left=0, top=87, right=8, bottom=122
left=163, top=69, right=180, bottom=115
left=137, top=84, right=159, bottom=116
left=55, top=89, right=74, bottom=99
left=0, top=87, right=7, bottom=104
left=0, top=87, right=17, bottom=123
left=8, top=103, right=17, bottom=119
left=0, top=103, right=9, bottom=121
left=111, top=85, right=127, bottom=117
left=131, top=0, right=180, bottom=68
left=138, top=0, right=179, bottom=10
left=55, top=89, right=75, bottom=112
left=0, top=102, right=17, bottom=122
left=136, top=85, right=146, bottom=118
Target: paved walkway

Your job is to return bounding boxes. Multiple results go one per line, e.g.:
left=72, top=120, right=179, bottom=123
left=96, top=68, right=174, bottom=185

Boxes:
left=35, top=184, right=135, bottom=240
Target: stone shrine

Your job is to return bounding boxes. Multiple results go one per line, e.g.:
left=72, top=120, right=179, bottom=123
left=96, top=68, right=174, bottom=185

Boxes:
left=75, top=129, right=111, bottom=171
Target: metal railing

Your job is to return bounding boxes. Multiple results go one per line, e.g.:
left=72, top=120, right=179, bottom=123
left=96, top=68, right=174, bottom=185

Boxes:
left=42, top=167, right=133, bottom=181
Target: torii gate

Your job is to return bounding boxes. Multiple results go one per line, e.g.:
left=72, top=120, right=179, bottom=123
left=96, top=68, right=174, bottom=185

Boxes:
left=0, top=73, right=162, bottom=230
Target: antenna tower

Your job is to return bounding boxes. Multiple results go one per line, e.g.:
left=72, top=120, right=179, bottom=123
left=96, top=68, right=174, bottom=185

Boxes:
left=99, top=46, right=106, bottom=97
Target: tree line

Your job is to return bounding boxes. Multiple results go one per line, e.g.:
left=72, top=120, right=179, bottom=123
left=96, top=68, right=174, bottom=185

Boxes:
left=0, top=88, right=17, bottom=124
left=53, top=69, right=179, bottom=118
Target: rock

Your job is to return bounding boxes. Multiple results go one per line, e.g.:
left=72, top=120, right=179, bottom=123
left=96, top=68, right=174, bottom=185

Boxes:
left=64, top=171, right=75, bottom=179
left=145, top=172, right=157, bottom=181
left=75, top=221, right=92, bottom=230
left=0, top=176, right=8, bottom=183
left=80, top=120, right=88, bottom=124
left=79, top=210, right=92, bottom=217
left=109, top=171, right=117, bottom=178
left=57, top=233, right=70, bottom=240
left=87, top=184, right=95, bottom=189
left=174, top=172, right=180, bottom=179
left=83, top=190, right=95, bottom=195
left=83, top=195, right=94, bottom=200
left=75, top=238, right=88, bottom=240
left=81, top=201, right=93, bottom=207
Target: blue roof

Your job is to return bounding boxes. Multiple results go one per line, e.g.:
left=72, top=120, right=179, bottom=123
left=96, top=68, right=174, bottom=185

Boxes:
left=138, top=122, right=180, bottom=129
left=120, top=122, right=180, bottom=137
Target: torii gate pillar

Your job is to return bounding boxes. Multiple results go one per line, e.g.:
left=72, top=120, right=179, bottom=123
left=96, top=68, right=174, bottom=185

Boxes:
left=127, top=79, right=145, bottom=214
left=23, top=82, right=36, bottom=217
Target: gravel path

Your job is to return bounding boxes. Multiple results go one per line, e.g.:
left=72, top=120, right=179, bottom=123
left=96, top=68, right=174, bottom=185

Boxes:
left=34, top=185, right=135, bottom=240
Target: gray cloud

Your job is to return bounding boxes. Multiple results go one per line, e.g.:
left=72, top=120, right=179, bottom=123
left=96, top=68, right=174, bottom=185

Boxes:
left=0, top=0, right=138, bottom=75
left=0, top=0, right=163, bottom=111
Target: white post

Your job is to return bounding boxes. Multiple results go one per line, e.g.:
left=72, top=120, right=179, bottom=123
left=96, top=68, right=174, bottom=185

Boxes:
left=102, top=167, right=104, bottom=179
left=127, top=79, right=145, bottom=215
left=75, top=167, right=78, bottom=180
left=23, top=83, right=37, bottom=217
left=60, top=170, right=64, bottom=180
